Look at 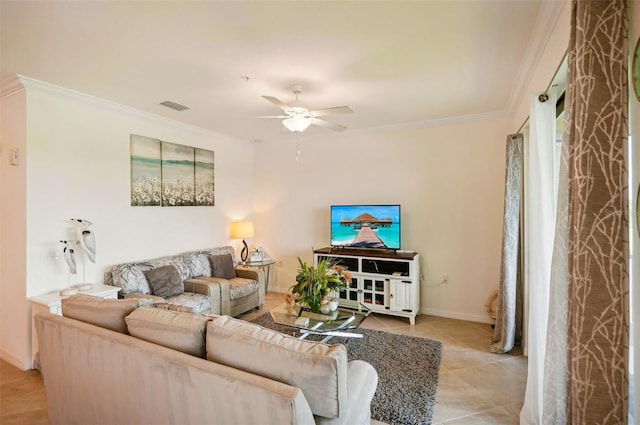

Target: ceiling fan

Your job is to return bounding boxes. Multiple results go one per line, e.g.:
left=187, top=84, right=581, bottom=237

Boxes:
left=261, top=85, right=353, bottom=132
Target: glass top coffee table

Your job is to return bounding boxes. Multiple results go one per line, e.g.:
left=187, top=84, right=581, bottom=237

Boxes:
left=270, top=299, right=370, bottom=343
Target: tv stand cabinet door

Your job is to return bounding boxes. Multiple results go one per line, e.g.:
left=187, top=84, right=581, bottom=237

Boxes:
left=389, top=279, right=410, bottom=311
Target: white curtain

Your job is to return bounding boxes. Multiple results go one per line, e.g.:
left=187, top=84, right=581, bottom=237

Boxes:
left=520, top=92, right=558, bottom=425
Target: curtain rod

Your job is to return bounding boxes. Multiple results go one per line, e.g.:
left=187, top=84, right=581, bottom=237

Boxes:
left=514, top=50, right=568, bottom=135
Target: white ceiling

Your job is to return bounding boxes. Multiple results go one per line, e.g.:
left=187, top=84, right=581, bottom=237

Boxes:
left=1, top=1, right=556, bottom=143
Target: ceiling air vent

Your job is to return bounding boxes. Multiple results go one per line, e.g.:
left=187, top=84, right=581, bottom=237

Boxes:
left=159, top=100, right=190, bottom=111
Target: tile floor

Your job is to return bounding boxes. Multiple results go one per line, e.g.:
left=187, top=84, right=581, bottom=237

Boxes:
left=1, top=292, right=526, bottom=424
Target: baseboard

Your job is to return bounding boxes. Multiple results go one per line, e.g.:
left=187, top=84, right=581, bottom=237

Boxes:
left=420, top=307, right=494, bottom=324
left=268, top=287, right=495, bottom=325
left=0, top=348, right=31, bottom=371
left=268, top=284, right=289, bottom=294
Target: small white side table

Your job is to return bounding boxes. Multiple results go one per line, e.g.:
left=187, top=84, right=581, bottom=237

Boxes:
left=29, top=284, right=120, bottom=368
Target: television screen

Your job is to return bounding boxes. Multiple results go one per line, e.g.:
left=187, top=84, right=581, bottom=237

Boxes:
left=330, top=204, right=401, bottom=250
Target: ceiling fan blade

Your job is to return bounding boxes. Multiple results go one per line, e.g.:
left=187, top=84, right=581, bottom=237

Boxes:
left=309, top=106, right=353, bottom=117
left=311, top=118, right=347, bottom=132
left=257, top=115, right=290, bottom=119
left=262, top=96, right=291, bottom=111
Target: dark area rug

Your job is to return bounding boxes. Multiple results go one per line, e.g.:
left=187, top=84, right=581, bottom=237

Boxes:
left=250, top=313, right=443, bottom=425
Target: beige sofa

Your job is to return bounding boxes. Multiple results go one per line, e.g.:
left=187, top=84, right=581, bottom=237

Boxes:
left=104, top=245, right=265, bottom=316
left=35, top=297, right=378, bottom=425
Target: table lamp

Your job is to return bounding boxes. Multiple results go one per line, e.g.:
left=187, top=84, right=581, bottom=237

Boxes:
left=230, top=221, right=254, bottom=263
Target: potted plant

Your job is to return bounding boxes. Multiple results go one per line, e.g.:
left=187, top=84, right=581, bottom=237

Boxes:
left=290, top=257, right=351, bottom=314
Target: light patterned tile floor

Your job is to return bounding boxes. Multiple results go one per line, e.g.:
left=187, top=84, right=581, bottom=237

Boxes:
left=241, top=292, right=526, bottom=424
left=1, top=292, right=525, bottom=424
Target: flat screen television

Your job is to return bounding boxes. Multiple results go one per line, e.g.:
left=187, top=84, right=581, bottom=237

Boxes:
left=330, top=204, right=401, bottom=250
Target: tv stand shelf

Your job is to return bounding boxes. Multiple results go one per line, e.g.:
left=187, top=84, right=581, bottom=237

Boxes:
left=313, top=247, right=420, bottom=325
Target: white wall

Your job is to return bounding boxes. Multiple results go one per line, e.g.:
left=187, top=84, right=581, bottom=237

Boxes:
left=0, top=88, right=28, bottom=368
left=509, top=1, right=570, bottom=132
left=0, top=77, right=254, bottom=369
left=253, top=117, right=509, bottom=323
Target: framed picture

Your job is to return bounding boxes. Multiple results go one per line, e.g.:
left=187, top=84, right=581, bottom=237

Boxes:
left=250, top=251, right=263, bottom=262
left=130, top=134, right=215, bottom=207
left=130, top=135, right=161, bottom=206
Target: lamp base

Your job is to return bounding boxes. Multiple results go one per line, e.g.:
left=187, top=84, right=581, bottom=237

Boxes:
left=241, top=240, right=249, bottom=263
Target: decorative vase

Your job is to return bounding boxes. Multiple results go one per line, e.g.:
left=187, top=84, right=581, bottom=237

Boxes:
left=328, top=299, right=339, bottom=312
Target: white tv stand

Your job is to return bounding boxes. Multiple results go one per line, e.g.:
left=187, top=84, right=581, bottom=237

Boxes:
left=313, top=247, right=420, bottom=325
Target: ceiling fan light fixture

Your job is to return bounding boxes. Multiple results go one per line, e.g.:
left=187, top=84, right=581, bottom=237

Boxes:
left=283, top=115, right=312, bottom=132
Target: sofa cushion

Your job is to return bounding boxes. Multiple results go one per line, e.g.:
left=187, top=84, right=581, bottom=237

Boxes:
left=152, top=302, right=196, bottom=314
left=110, top=255, right=191, bottom=294
left=125, top=307, right=211, bottom=357
left=182, top=246, right=237, bottom=277
left=229, top=277, right=259, bottom=300
left=164, top=292, right=211, bottom=314
left=111, top=263, right=154, bottom=294
left=122, top=292, right=166, bottom=304
left=61, top=294, right=152, bottom=334
left=206, top=316, right=348, bottom=419
left=144, top=265, right=184, bottom=298
left=209, top=254, right=236, bottom=280
left=183, top=252, right=211, bottom=277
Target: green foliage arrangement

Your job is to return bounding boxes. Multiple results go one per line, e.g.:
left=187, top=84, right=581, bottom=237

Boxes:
left=290, top=257, right=351, bottom=313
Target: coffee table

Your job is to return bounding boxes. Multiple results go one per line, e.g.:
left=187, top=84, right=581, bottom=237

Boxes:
left=270, top=299, right=370, bottom=343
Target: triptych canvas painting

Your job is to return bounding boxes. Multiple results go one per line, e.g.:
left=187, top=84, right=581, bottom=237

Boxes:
left=130, top=134, right=214, bottom=206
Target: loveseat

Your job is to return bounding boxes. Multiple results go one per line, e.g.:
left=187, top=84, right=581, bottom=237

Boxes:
left=104, top=245, right=265, bottom=316
left=35, top=295, right=379, bottom=425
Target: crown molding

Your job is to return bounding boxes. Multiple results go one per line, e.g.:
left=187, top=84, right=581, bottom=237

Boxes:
left=0, top=75, right=27, bottom=99
left=505, top=0, right=567, bottom=114
left=2, top=74, right=248, bottom=142
left=267, top=109, right=508, bottom=144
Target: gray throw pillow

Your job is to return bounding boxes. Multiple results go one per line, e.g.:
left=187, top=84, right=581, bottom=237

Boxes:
left=208, top=254, right=236, bottom=280
left=144, top=265, right=184, bottom=298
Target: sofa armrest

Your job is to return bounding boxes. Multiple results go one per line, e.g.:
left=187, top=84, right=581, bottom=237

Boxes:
left=236, top=267, right=266, bottom=308
left=122, top=292, right=165, bottom=304
left=184, top=277, right=229, bottom=315
left=235, top=267, right=259, bottom=281
left=315, top=360, right=378, bottom=425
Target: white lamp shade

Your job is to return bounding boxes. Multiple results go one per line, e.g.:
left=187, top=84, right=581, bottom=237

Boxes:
left=283, top=115, right=312, bottom=132
left=230, top=221, right=254, bottom=239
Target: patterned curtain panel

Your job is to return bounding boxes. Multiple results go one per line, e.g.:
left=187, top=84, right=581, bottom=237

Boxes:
left=544, top=1, right=629, bottom=423
left=490, top=133, right=523, bottom=354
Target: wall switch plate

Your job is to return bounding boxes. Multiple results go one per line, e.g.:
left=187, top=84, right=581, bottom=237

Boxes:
left=9, top=148, right=19, bottom=165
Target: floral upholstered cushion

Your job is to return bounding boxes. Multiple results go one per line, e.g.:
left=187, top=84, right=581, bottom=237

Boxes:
left=144, top=265, right=184, bottom=298
left=183, top=246, right=238, bottom=277
left=152, top=302, right=196, bottom=314
left=229, top=278, right=258, bottom=300
left=111, top=263, right=155, bottom=294
left=110, top=255, right=190, bottom=294
left=182, top=252, right=211, bottom=277
left=164, top=292, right=211, bottom=314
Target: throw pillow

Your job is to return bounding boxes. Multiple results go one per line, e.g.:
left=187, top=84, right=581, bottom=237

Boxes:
left=208, top=254, right=236, bottom=280
left=144, top=265, right=184, bottom=298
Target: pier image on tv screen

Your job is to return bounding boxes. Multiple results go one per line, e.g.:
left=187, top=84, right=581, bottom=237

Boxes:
left=330, top=205, right=400, bottom=250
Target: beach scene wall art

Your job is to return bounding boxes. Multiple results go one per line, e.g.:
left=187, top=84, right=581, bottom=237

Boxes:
left=130, top=134, right=215, bottom=207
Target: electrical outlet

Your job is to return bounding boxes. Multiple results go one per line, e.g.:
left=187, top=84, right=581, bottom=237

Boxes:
left=442, top=274, right=449, bottom=284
